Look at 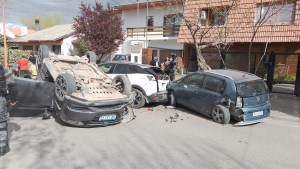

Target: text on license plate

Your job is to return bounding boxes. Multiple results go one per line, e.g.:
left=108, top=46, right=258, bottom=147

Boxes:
left=99, top=115, right=117, bottom=121
left=253, top=111, right=264, bottom=116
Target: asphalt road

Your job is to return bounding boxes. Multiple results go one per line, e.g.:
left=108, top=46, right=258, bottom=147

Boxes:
left=0, top=105, right=300, bottom=169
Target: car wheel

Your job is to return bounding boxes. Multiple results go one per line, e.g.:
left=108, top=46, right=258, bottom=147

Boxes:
left=55, top=73, right=76, bottom=102
left=37, top=45, right=49, bottom=65
left=132, top=89, right=145, bottom=109
left=170, top=91, right=176, bottom=107
left=211, top=105, right=230, bottom=124
left=112, top=75, right=132, bottom=97
left=0, top=97, right=8, bottom=122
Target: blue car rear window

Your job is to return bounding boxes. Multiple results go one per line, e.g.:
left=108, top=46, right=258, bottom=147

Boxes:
left=236, top=80, right=268, bottom=97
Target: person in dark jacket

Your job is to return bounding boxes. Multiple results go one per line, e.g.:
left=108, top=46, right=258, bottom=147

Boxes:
left=150, top=56, right=161, bottom=68
left=168, top=57, right=175, bottom=81
left=0, top=64, right=18, bottom=156
left=28, top=52, right=36, bottom=65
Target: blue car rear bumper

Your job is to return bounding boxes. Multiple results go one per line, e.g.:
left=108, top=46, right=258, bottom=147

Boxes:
left=240, top=102, right=271, bottom=122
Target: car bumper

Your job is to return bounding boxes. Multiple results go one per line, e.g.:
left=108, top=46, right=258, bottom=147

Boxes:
left=59, top=96, right=129, bottom=126
left=147, top=91, right=168, bottom=103
left=232, top=102, right=271, bottom=124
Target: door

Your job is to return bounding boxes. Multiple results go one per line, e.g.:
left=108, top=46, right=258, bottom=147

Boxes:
left=200, top=76, right=226, bottom=115
left=13, top=77, right=54, bottom=108
left=176, top=74, right=204, bottom=108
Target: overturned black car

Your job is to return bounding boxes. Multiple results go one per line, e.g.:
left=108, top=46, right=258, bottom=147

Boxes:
left=12, top=46, right=133, bottom=127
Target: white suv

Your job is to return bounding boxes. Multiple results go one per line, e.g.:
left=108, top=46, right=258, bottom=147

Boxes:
left=99, top=62, right=169, bottom=108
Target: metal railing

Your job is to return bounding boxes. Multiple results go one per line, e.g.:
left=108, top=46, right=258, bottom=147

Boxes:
left=126, top=25, right=180, bottom=38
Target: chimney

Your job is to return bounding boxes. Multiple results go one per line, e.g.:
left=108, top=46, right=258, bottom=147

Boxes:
left=35, top=19, right=40, bottom=31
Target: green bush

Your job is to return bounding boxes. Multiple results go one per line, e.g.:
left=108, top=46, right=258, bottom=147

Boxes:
left=274, top=73, right=296, bottom=82
left=0, top=47, right=31, bottom=65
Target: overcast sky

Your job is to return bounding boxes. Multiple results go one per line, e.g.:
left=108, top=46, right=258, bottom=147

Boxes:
left=2, top=0, right=150, bottom=26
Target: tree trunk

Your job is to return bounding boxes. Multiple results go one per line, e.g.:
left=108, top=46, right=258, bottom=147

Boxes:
left=196, top=47, right=211, bottom=70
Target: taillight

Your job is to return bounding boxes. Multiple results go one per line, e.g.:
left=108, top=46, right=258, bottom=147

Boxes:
left=236, top=96, right=243, bottom=108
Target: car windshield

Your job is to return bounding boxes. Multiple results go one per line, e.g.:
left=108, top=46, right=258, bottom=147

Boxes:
left=113, top=55, right=125, bottom=61
left=236, top=80, right=268, bottom=97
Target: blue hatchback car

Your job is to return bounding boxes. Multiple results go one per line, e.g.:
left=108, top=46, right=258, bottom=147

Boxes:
left=166, top=69, right=271, bottom=125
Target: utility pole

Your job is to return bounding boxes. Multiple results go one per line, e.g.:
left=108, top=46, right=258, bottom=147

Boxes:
left=136, top=0, right=139, bottom=43
left=1, top=0, right=7, bottom=67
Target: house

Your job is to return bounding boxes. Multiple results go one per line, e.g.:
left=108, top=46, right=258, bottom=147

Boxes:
left=178, top=0, right=300, bottom=77
left=8, top=24, right=76, bottom=55
left=114, top=0, right=184, bottom=66
left=0, top=23, right=16, bottom=39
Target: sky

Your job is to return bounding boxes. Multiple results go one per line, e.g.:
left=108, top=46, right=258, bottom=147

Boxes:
left=2, top=0, right=150, bottom=26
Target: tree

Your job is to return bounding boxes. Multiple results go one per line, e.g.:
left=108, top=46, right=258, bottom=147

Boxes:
left=164, top=0, right=238, bottom=70
left=73, top=2, right=124, bottom=61
left=21, top=14, right=62, bottom=30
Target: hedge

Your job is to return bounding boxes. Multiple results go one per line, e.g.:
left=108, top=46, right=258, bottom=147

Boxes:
left=0, top=47, right=32, bottom=65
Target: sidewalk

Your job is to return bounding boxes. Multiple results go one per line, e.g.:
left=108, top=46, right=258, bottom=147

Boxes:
left=269, top=84, right=300, bottom=125
left=174, top=74, right=300, bottom=125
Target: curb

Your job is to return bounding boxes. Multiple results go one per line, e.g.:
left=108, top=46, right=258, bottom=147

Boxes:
left=269, top=115, right=300, bottom=125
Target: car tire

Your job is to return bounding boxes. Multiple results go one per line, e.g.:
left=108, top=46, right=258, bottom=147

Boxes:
left=170, top=91, right=176, bottom=107
left=211, top=105, right=230, bottom=124
left=132, top=89, right=145, bottom=109
left=86, top=51, right=97, bottom=63
left=0, top=97, right=7, bottom=122
left=112, top=75, right=132, bottom=97
left=37, top=45, right=49, bottom=65
left=55, top=73, right=76, bottom=102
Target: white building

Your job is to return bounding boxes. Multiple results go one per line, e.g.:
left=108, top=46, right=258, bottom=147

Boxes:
left=0, top=23, right=16, bottom=39
left=115, top=1, right=183, bottom=64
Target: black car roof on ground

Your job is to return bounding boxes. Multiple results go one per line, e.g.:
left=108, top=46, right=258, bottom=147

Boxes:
left=200, top=69, right=260, bottom=82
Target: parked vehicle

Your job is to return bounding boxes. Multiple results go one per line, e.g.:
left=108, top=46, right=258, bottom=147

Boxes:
left=112, top=54, right=131, bottom=62
left=12, top=45, right=132, bottom=127
left=99, top=62, right=169, bottom=108
left=167, top=69, right=270, bottom=125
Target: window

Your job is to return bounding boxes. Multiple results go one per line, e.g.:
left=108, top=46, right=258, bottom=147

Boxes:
left=113, top=64, right=130, bottom=74
left=147, top=16, right=154, bottom=31
left=52, top=45, right=61, bottom=54
left=255, top=2, right=296, bottom=24
left=182, top=74, right=204, bottom=88
left=203, top=76, right=225, bottom=94
left=236, top=80, right=268, bottom=97
left=164, top=14, right=182, bottom=36
left=99, top=64, right=115, bottom=74
left=199, top=7, right=228, bottom=26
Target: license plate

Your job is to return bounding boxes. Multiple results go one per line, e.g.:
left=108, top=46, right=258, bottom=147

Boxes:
left=253, top=111, right=263, bottom=116
left=99, top=115, right=117, bottom=121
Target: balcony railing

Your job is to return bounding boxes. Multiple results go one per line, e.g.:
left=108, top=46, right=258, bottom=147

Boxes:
left=126, top=25, right=180, bottom=38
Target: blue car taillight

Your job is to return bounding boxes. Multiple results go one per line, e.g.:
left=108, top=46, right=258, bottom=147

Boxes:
left=236, top=96, right=243, bottom=108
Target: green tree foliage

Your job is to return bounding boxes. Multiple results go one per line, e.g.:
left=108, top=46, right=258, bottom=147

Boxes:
left=73, top=2, right=124, bottom=61
left=21, top=14, right=62, bottom=30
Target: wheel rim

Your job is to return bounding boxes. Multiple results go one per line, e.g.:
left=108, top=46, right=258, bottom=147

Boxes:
left=212, top=107, right=224, bottom=123
left=115, top=80, right=124, bottom=93
left=55, top=77, right=67, bottom=100
left=133, top=90, right=142, bottom=106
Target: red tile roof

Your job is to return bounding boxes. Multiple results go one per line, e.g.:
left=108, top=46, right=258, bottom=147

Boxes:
left=178, top=0, right=300, bottom=43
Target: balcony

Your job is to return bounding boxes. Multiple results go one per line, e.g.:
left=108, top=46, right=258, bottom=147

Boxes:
left=126, top=25, right=180, bottom=38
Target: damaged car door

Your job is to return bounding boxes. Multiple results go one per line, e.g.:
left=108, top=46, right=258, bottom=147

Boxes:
left=13, top=77, right=54, bottom=108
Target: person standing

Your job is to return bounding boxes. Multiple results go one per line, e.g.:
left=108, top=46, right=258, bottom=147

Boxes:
left=150, top=56, right=161, bottom=68
left=164, top=57, right=170, bottom=75
left=17, top=56, right=31, bottom=79
left=168, top=57, right=175, bottom=81
left=28, top=52, right=36, bottom=65
left=0, top=64, right=18, bottom=156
